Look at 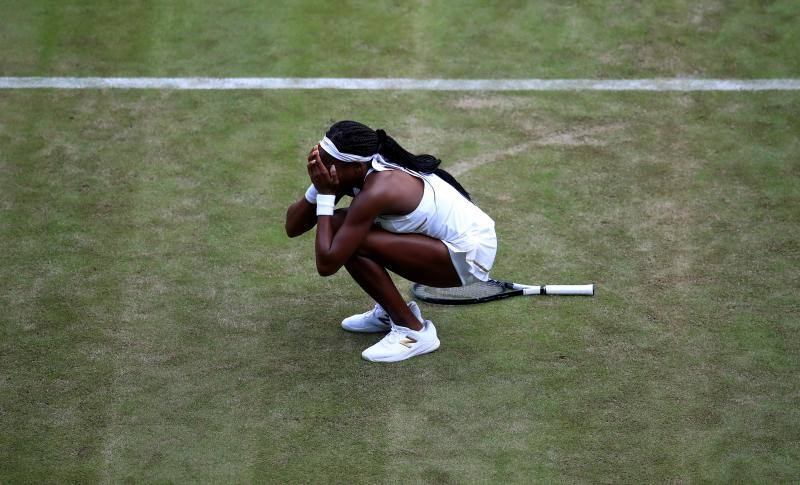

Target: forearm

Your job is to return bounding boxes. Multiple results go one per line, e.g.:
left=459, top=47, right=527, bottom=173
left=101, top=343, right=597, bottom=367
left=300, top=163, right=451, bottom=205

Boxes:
left=285, top=196, right=317, bottom=238
left=313, top=192, right=342, bottom=275
left=314, top=215, right=339, bottom=276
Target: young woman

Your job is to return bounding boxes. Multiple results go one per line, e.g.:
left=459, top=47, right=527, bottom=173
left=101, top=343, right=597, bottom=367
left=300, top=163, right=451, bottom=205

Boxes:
left=285, top=121, right=496, bottom=362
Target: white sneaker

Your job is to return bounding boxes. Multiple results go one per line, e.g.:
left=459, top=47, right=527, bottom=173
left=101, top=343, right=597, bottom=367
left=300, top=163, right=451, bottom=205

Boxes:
left=361, top=320, right=440, bottom=362
left=341, top=301, right=423, bottom=333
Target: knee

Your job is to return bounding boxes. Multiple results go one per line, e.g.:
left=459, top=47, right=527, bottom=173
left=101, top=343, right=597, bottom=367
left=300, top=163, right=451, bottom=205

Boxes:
left=352, top=226, right=384, bottom=260
left=342, top=229, right=381, bottom=271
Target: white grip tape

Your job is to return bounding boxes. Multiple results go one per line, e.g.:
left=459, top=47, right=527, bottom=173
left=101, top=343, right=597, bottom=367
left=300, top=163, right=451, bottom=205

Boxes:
left=304, top=184, right=318, bottom=203
left=546, top=284, right=595, bottom=295
left=315, top=194, right=336, bottom=216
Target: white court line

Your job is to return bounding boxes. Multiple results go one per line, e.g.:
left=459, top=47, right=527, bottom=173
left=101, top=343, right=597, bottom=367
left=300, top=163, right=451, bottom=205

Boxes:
left=1, top=77, right=800, bottom=91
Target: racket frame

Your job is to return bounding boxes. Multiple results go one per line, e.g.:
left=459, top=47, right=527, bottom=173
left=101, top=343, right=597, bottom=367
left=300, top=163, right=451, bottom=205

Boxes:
left=411, top=280, right=595, bottom=305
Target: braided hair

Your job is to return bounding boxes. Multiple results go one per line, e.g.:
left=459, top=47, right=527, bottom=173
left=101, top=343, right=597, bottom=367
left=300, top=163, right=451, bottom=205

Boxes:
left=325, top=120, right=472, bottom=201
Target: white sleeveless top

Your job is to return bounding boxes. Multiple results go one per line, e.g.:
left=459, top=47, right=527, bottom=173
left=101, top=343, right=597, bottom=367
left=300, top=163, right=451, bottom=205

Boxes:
left=365, top=161, right=497, bottom=283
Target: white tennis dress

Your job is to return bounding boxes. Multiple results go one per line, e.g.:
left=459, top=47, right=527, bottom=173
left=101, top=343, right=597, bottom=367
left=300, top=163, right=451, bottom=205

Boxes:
left=364, top=160, right=497, bottom=285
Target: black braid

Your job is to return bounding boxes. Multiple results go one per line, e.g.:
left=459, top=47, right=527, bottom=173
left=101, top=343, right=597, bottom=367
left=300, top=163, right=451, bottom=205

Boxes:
left=325, top=120, right=472, bottom=201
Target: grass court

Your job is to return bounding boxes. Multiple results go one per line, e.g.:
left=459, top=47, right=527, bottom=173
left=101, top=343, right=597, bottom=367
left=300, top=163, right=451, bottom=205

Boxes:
left=1, top=1, right=799, bottom=482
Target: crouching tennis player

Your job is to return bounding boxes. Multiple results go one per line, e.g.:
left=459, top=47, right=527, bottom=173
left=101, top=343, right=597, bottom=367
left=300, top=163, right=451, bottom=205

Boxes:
left=285, top=121, right=497, bottom=362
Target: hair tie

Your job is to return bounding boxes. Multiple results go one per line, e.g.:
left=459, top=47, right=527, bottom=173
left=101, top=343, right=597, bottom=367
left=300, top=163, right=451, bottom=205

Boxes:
left=375, top=129, right=387, bottom=153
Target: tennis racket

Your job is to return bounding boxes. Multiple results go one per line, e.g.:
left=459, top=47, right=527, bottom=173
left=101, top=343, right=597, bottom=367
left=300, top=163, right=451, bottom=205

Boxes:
left=411, top=279, right=595, bottom=305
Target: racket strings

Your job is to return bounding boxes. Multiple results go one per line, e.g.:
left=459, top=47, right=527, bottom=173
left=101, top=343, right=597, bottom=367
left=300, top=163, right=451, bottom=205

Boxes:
left=412, top=280, right=513, bottom=301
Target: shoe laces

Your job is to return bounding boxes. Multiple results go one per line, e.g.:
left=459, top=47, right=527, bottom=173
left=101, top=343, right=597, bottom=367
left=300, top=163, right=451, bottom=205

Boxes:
left=384, top=323, right=408, bottom=344
left=360, top=303, right=382, bottom=319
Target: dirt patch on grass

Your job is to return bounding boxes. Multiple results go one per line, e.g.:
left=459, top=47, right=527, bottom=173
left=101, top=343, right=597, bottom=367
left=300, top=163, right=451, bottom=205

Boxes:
left=690, top=1, right=723, bottom=30
left=533, top=122, right=627, bottom=147
left=449, top=122, right=628, bottom=176
left=401, top=114, right=454, bottom=153
left=452, top=96, right=516, bottom=110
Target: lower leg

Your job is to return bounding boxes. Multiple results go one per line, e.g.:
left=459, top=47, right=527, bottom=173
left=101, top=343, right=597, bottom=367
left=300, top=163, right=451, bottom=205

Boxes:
left=345, top=254, right=423, bottom=330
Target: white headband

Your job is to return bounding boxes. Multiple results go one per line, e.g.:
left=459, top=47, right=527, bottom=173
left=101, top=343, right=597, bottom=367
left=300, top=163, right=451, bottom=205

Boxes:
left=319, top=136, right=375, bottom=163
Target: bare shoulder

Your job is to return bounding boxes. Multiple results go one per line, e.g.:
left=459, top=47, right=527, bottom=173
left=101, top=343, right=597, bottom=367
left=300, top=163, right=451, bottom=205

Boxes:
left=362, top=170, right=402, bottom=193
left=358, top=170, right=422, bottom=215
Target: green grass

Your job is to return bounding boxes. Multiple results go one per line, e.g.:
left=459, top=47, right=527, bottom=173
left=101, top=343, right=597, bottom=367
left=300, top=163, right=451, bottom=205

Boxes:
left=1, top=0, right=799, bottom=78
left=2, top=89, right=798, bottom=483
left=2, top=1, right=800, bottom=483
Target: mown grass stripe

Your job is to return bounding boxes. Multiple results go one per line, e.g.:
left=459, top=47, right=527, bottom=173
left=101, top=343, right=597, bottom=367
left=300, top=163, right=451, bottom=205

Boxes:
left=1, top=77, right=800, bottom=91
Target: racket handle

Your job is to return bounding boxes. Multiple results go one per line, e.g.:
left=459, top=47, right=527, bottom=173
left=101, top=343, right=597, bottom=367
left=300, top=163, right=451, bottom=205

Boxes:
left=520, top=284, right=595, bottom=296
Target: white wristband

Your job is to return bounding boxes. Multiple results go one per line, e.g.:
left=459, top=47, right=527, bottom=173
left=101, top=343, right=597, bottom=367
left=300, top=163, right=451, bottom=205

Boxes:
left=316, top=194, right=336, bottom=216
left=304, top=184, right=318, bottom=203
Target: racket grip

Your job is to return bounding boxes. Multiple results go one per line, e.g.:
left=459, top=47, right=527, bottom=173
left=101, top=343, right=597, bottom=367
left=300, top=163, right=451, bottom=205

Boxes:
left=546, top=284, right=594, bottom=295
left=521, top=284, right=595, bottom=295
